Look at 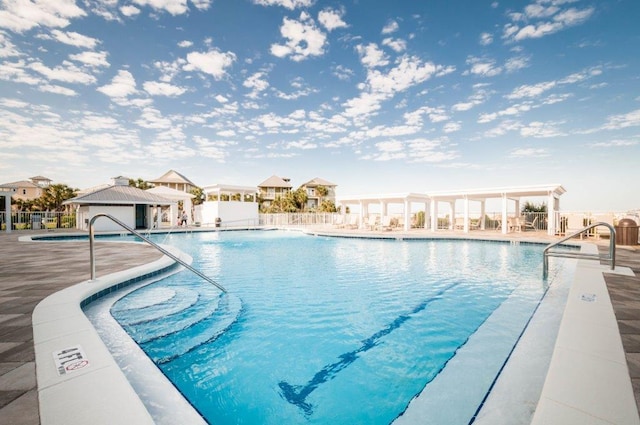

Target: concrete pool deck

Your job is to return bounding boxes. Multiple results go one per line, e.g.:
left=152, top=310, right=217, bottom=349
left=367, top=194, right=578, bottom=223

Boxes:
left=0, top=227, right=638, bottom=424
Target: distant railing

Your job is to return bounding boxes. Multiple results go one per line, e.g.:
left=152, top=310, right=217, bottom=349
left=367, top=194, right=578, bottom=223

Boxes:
left=0, top=211, right=75, bottom=231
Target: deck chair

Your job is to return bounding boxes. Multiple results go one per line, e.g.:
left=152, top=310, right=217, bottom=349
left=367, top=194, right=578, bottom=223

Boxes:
left=376, top=216, right=392, bottom=231
left=521, top=216, right=538, bottom=231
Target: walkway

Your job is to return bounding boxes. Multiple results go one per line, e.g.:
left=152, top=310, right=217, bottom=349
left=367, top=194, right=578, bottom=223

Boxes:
left=0, top=229, right=637, bottom=424
left=0, top=230, right=162, bottom=425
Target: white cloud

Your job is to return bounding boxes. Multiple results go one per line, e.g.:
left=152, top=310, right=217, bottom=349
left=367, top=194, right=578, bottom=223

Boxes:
left=318, top=8, right=347, bottom=31
left=0, top=0, right=86, bottom=33
left=50, top=30, right=99, bottom=49
left=382, top=37, right=407, bottom=53
left=29, top=60, right=96, bottom=84
left=252, top=0, right=313, bottom=9
left=270, top=15, right=327, bottom=61
left=464, top=56, right=502, bottom=77
left=215, top=94, right=228, bottom=103
left=479, top=32, right=493, bottom=46
left=601, top=109, right=640, bottom=130
left=183, top=49, right=236, bottom=79
left=120, top=5, right=141, bottom=17
left=178, top=40, right=193, bottom=48
left=591, top=139, right=638, bottom=148
left=382, top=20, right=399, bottom=35
left=520, top=121, right=564, bottom=138
left=69, top=51, right=109, bottom=68
left=510, top=148, right=550, bottom=158
left=443, top=122, right=461, bottom=133
left=332, top=64, right=354, bottom=81
left=131, top=0, right=189, bottom=16
left=97, top=70, right=138, bottom=99
left=143, top=81, right=187, bottom=96
left=503, top=2, right=595, bottom=42
left=366, top=55, right=440, bottom=96
left=356, top=43, right=389, bottom=68
left=504, top=55, right=530, bottom=73
left=39, top=84, right=77, bottom=96
left=0, top=31, right=21, bottom=57
left=506, top=81, right=556, bottom=99
left=243, top=71, right=270, bottom=98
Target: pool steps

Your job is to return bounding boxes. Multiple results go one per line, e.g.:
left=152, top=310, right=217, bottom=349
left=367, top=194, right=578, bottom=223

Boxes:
left=112, top=285, right=242, bottom=364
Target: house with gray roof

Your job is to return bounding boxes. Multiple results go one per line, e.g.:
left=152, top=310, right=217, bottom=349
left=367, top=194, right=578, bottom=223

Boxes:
left=64, top=177, right=175, bottom=232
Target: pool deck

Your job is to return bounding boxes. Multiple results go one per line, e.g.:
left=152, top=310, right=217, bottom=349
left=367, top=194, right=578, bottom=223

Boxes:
left=0, top=227, right=638, bottom=424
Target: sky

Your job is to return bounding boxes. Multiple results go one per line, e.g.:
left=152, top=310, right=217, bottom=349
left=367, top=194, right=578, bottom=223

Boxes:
left=0, top=0, right=639, bottom=211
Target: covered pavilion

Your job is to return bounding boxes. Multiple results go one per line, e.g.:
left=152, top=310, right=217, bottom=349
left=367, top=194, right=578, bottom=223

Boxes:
left=337, top=184, right=566, bottom=235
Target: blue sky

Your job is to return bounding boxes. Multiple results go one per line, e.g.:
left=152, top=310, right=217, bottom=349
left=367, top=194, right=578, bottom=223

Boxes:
left=1, top=0, right=639, bottom=211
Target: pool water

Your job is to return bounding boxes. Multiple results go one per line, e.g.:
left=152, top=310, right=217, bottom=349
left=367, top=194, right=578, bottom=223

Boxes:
left=103, top=231, right=559, bottom=424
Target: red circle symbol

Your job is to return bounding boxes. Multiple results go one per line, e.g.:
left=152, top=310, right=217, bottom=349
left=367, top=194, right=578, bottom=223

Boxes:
left=65, top=360, right=89, bottom=371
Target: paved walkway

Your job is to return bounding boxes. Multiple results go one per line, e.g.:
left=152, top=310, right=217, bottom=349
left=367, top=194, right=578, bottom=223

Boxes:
left=0, top=229, right=637, bottom=424
left=0, top=230, right=162, bottom=425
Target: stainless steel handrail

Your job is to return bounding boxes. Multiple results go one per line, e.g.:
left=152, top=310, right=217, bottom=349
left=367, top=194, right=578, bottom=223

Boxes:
left=89, top=213, right=227, bottom=293
left=543, top=222, right=616, bottom=279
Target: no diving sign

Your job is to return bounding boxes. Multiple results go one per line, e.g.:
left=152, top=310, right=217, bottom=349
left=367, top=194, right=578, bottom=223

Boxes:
left=53, top=345, right=90, bottom=376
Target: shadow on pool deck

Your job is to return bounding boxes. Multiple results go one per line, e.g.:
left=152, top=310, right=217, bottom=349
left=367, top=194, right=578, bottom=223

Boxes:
left=0, top=228, right=638, bottom=424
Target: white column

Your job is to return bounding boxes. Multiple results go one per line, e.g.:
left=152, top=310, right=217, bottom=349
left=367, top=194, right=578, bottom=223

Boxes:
left=449, top=202, right=455, bottom=230
left=462, top=197, right=470, bottom=233
left=404, top=200, right=411, bottom=231
left=359, top=201, right=367, bottom=229
left=480, top=200, right=486, bottom=230
left=547, top=193, right=557, bottom=236
left=430, top=201, right=438, bottom=232
left=424, top=201, right=430, bottom=232
left=501, top=194, right=509, bottom=234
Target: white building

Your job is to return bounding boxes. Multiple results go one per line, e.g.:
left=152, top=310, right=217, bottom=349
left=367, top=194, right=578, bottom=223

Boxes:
left=195, top=184, right=259, bottom=227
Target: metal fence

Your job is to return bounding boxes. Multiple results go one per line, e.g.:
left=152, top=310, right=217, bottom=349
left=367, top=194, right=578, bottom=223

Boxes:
left=0, top=212, right=76, bottom=230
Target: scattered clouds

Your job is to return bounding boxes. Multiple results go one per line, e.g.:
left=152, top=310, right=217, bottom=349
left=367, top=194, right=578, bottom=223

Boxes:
left=183, top=49, right=236, bottom=79
left=252, top=0, right=313, bottom=9
left=69, top=51, right=109, bottom=68
left=318, top=8, right=347, bottom=31
left=143, top=81, right=187, bottom=96
left=0, top=0, right=86, bottom=33
left=270, top=13, right=327, bottom=61
left=97, top=70, right=138, bottom=99
left=130, top=0, right=190, bottom=16
left=356, top=43, right=389, bottom=68
left=479, top=32, right=493, bottom=46
left=503, top=1, right=595, bottom=42
left=382, top=20, right=399, bottom=35
left=464, top=56, right=502, bottom=77
left=50, top=30, right=99, bottom=49
left=600, top=109, right=640, bottom=131
left=510, top=147, right=550, bottom=158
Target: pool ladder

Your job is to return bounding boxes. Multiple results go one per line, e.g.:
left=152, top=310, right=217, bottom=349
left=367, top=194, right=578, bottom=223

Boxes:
left=542, top=222, right=616, bottom=279
left=88, top=213, right=227, bottom=293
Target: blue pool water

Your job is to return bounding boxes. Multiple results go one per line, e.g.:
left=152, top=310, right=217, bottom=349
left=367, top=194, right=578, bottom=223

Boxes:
left=99, top=231, right=562, bottom=424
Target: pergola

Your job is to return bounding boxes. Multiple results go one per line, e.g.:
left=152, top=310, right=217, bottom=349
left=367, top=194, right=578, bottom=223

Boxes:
left=338, top=184, right=566, bottom=235
left=336, top=193, right=431, bottom=231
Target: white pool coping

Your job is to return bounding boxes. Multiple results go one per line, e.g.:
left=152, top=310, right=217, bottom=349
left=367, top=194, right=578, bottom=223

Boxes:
left=32, top=239, right=640, bottom=424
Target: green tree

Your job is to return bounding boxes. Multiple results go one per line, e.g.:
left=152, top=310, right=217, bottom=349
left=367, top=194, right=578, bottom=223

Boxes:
left=129, top=178, right=152, bottom=190
left=290, top=187, right=308, bottom=211
left=317, top=200, right=337, bottom=213
left=38, top=184, right=77, bottom=227
left=315, top=185, right=328, bottom=207
left=189, top=187, right=205, bottom=205
left=521, top=201, right=547, bottom=213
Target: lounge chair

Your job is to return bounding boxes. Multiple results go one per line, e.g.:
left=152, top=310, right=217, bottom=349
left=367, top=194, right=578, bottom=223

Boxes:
left=521, top=216, right=538, bottom=231
left=376, top=216, right=392, bottom=231
left=564, top=213, right=587, bottom=239
left=346, top=215, right=359, bottom=229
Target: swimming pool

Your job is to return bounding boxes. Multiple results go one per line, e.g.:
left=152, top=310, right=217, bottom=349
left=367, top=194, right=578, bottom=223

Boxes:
left=85, top=230, right=569, bottom=424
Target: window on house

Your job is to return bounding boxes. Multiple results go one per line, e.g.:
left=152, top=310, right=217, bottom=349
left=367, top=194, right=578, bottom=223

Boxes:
left=22, top=189, right=26, bottom=195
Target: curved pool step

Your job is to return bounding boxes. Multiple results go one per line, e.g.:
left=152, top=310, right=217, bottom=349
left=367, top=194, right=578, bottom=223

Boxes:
left=112, top=286, right=200, bottom=326
left=141, top=293, right=242, bottom=364
left=119, top=285, right=223, bottom=344
left=112, top=286, right=177, bottom=312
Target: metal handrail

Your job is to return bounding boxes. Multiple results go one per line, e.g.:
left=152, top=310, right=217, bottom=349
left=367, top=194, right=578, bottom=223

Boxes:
left=88, top=213, right=226, bottom=293
left=543, top=222, right=616, bottom=279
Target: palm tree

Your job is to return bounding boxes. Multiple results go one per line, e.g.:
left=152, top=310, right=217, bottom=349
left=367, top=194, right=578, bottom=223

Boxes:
left=38, top=184, right=77, bottom=227
left=315, top=185, right=328, bottom=209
